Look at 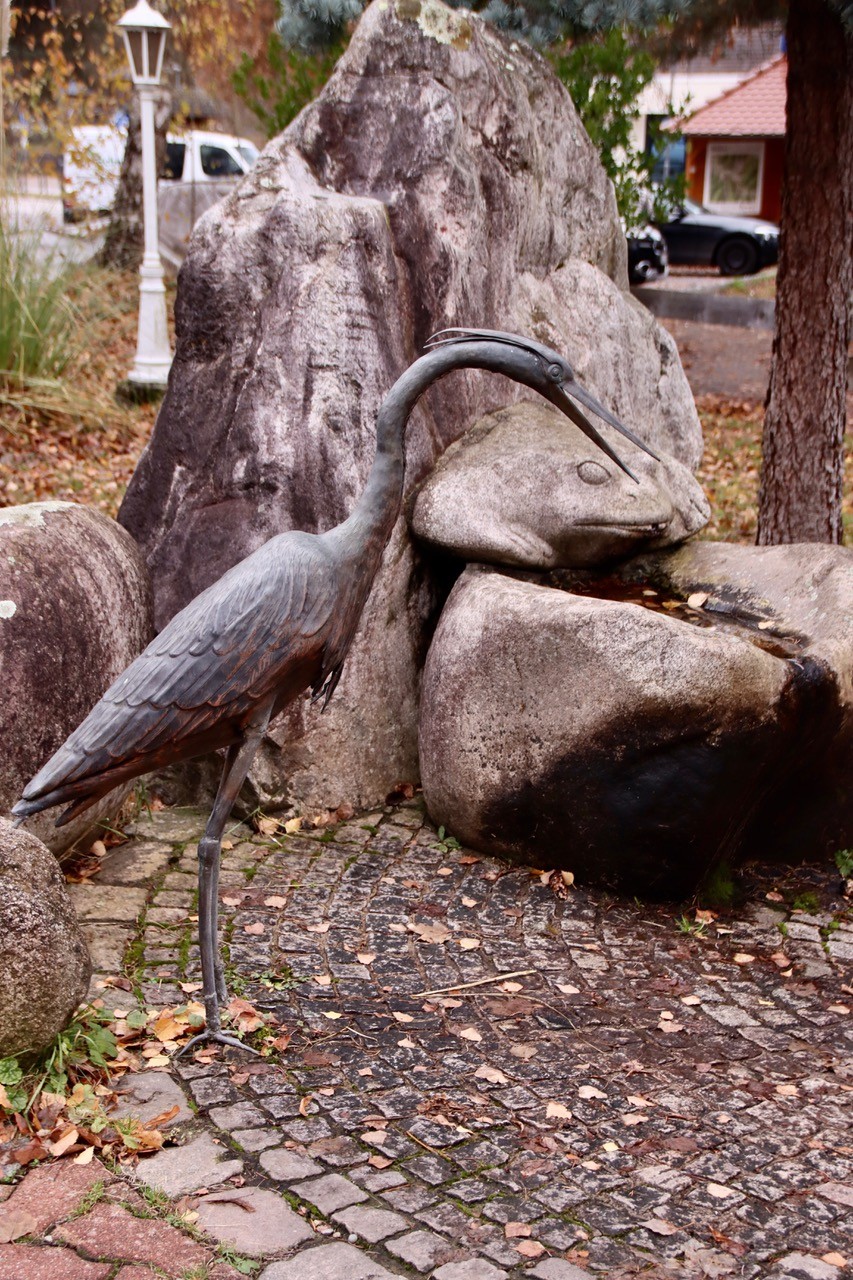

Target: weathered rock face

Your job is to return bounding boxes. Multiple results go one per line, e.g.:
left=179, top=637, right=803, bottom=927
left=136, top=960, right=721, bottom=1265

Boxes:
left=119, top=0, right=701, bottom=811
left=0, top=819, right=91, bottom=1056
left=419, top=557, right=851, bottom=896
left=623, top=541, right=853, bottom=864
left=409, top=402, right=709, bottom=569
left=0, top=503, right=154, bottom=856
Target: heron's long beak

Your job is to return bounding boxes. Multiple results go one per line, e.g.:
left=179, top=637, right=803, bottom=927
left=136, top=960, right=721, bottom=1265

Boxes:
left=548, top=381, right=659, bottom=483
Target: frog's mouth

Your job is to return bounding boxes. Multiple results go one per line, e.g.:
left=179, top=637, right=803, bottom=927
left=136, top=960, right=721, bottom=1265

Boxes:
left=572, top=517, right=671, bottom=536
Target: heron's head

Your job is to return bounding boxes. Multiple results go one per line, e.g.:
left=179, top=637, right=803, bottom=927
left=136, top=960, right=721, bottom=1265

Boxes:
left=425, top=327, right=659, bottom=481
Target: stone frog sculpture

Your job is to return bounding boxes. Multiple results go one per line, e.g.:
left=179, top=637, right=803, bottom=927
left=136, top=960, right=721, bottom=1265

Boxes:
left=409, top=402, right=710, bottom=569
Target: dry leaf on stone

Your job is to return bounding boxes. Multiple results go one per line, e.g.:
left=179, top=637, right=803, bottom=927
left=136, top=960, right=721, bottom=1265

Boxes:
left=776, top=1084, right=798, bottom=1096
left=225, top=998, right=265, bottom=1034
left=459, top=938, right=481, bottom=950
left=392, top=1012, right=414, bottom=1023
left=578, top=1085, right=607, bottom=1100
left=475, top=1065, right=509, bottom=1085
left=221, top=895, right=242, bottom=907
left=323, top=1011, right=342, bottom=1020
left=256, top=816, right=279, bottom=836
left=284, top=817, right=302, bottom=833
left=545, top=1102, right=572, bottom=1120
left=73, top=1145, right=96, bottom=1165
left=0, top=1208, right=39, bottom=1242
left=822, top=1253, right=847, bottom=1267
left=642, top=1218, right=679, bottom=1236
left=462, top=897, right=478, bottom=908
left=244, top=921, right=265, bottom=935
left=706, top=1182, right=736, bottom=1198
left=48, top=1127, right=79, bottom=1158
left=681, top=995, right=701, bottom=1006
left=408, top=921, right=451, bottom=944
left=459, top=1027, right=482, bottom=1042
left=556, top=983, right=580, bottom=995
left=264, top=895, right=287, bottom=908
left=510, top=1043, right=537, bottom=1060
left=687, top=592, right=709, bottom=609
left=368, top=1154, right=392, bottom=1168
left=307, top=922, right=331, bottom=933
left=516, top=1240, right=546, bottom=1259
left=505, top=1222, right=532, bottom=1238
left=733, top=953, right=755, bottom=965
left=356, top=952, right=376, bottom=964
left=314, top=975, right=332, bottom=987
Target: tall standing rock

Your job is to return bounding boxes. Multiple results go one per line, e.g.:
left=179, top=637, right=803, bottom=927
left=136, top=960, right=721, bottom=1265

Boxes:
left=119, top=0, right=701, bottom=811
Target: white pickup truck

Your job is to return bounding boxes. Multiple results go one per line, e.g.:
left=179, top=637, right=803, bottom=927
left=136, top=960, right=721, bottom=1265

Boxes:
left=63, top=126, right=259, bottom=219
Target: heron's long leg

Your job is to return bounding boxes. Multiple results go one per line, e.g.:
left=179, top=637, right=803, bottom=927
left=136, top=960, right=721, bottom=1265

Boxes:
left=180, top=704, right=272, bottom=1056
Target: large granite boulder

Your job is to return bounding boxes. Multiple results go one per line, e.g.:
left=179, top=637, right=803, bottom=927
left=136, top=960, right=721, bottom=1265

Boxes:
left=0, top=819, right=91, bottom=1057
left=623, top=541, right=853, bottom=864
left=119, top=0, right=701, bottom=812
left=409, top=402, right=709, bottom=568
left=419, top=550, right=852, bottom=896
left=0, top=503, right=154, bottom=857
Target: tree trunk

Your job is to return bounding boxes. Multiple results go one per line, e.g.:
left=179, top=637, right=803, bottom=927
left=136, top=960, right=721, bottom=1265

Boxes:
left=757, top=0, right=853, bottom=544
left=98, top=89, right=171, bottom=273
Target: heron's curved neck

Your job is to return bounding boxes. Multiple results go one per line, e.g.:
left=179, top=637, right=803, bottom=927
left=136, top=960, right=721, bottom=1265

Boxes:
left=343, top=341, right=544, bottom=552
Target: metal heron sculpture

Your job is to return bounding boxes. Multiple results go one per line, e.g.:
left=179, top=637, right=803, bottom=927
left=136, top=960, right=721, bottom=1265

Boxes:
left=13, top=328, right=657, bottom=1052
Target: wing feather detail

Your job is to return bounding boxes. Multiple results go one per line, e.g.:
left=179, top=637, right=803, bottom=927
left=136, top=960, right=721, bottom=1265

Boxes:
left=22, top=532, right=340, bottom=801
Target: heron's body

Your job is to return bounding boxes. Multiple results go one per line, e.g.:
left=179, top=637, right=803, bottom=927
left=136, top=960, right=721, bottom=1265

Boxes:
left=21, top=528, right=374, bottom=822
left=13, top=329, right=655, bottom=1051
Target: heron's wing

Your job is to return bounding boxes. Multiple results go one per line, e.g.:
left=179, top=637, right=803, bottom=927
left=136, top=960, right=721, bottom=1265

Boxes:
left=22, top=533, right=339, bottom=799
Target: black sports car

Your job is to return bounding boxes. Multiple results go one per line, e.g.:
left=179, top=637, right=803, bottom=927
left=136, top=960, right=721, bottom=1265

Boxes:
left=658, top=198, right=780, bottom=276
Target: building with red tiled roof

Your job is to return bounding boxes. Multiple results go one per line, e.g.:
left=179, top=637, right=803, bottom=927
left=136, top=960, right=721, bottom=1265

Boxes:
left=680, top=54, right=787, bottom=222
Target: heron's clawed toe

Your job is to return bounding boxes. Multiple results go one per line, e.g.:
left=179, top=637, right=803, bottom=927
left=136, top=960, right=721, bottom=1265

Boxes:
left=176, top=1029, right=260, bottom=1058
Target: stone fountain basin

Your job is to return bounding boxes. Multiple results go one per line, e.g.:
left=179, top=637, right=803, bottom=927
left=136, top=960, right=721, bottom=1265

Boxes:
left=419, top=542, right=853, bottom=896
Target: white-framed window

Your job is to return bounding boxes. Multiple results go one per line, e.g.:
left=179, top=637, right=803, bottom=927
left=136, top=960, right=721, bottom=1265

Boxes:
left=703, top=140, right=765, bottom=215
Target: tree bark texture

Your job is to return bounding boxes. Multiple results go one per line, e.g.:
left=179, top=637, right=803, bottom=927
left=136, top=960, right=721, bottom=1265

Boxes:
left=757, top=0, right=853, bottom=545
left=98, top=88, right=171, bottom=273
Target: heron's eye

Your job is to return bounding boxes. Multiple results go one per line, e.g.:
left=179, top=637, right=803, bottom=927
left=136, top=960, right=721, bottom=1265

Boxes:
left=547, top=362, right=562, bottom=382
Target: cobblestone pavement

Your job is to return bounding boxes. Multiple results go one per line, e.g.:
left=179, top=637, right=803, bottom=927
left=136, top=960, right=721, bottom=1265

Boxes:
left=8, top=802, right=853, bottom=1280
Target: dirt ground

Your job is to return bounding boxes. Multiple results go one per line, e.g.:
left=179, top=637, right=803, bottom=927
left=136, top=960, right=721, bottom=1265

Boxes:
left=660, top=319, right=774, bottom=403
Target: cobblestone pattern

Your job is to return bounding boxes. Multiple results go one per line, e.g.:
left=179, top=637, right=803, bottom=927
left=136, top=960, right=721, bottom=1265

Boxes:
left=10, top=803, right=853, bottom=1279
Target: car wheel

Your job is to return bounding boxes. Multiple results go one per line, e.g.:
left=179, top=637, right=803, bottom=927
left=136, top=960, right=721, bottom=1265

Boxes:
left=716, top=236, right=759, bottom=276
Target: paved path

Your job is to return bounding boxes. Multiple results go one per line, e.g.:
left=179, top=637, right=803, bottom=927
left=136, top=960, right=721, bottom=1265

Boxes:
left=5, top=803, right=853, bottom=1279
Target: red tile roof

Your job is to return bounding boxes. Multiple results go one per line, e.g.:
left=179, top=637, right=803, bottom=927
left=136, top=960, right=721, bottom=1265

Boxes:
left=681, top=54, right=787, bottom=137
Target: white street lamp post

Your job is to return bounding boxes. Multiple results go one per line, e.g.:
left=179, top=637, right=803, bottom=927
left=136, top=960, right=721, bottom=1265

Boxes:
left=117, top=0, right=172, bottom=392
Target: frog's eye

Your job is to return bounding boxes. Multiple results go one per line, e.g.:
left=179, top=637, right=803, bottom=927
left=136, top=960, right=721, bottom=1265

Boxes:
left=547, top=362, right=562, bottom=382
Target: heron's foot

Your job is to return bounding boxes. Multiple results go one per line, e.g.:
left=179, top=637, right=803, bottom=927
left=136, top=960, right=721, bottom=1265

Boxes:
left=176, top=1028, right=260, bottom=1058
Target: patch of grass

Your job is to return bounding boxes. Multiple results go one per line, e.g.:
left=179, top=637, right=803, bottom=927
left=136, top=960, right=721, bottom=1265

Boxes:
left=835, top=849, right=853, bottom=879
left=791, top=891, right=820, bottom=914
left=720, top=268, right=777, bottom=301
left=69, top=1179, right=108, bottom=1218
left=675, top=914, right=708, bottom=938
left=0, top=1004, right=120, bottom=1116
left=698, top=859, right=739, bottom=910
left=253, top=966, right=304, bottom=992
left=0, top=220, right=78, bottom=381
